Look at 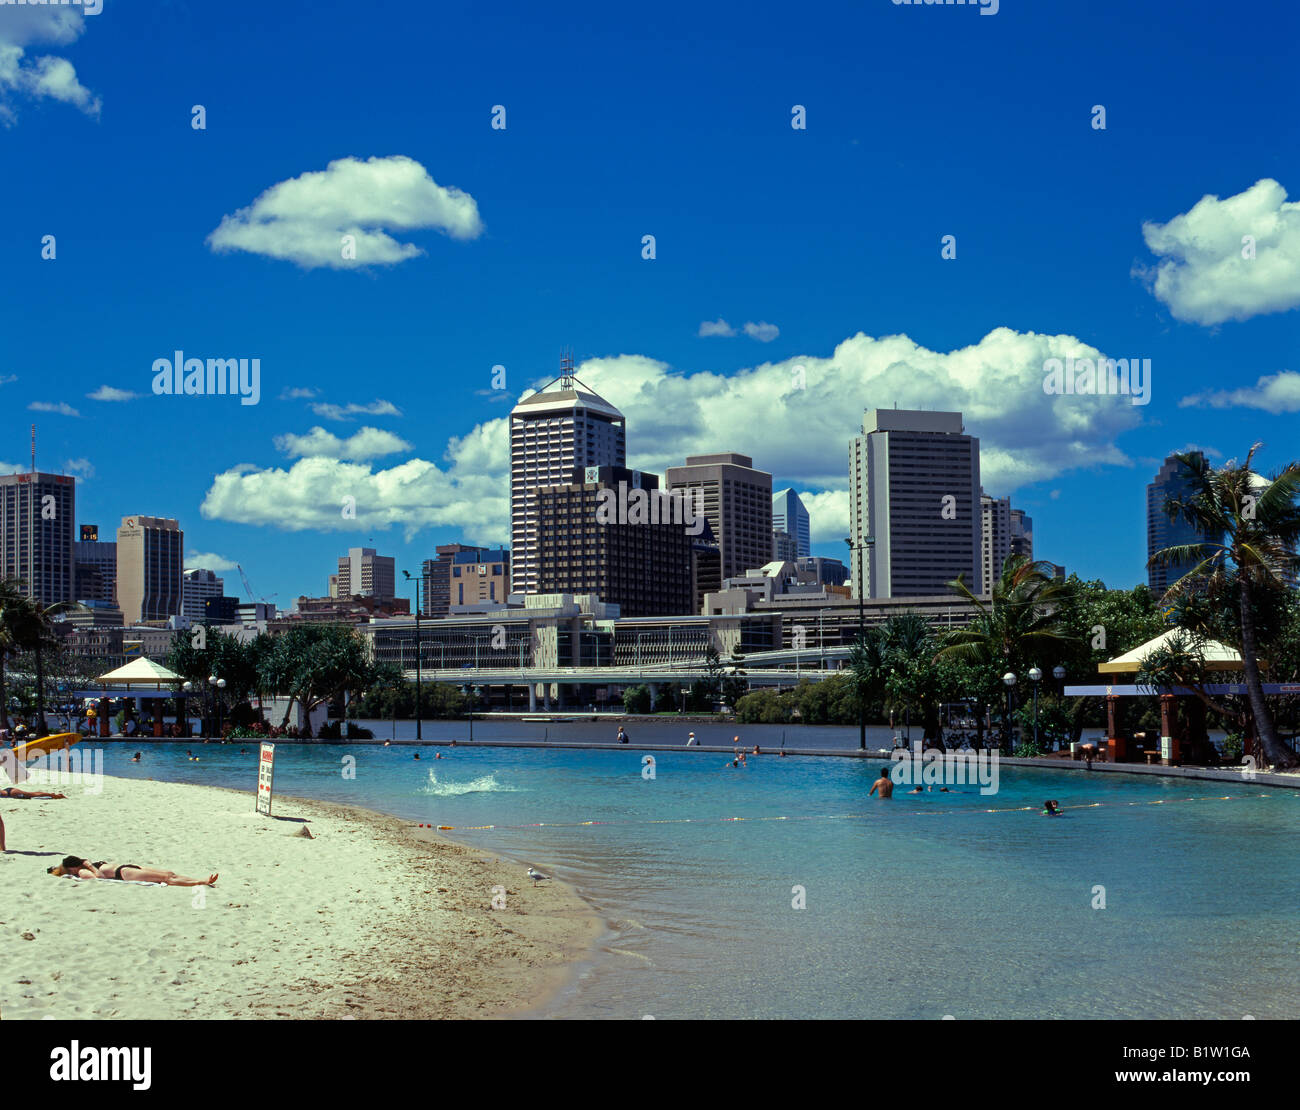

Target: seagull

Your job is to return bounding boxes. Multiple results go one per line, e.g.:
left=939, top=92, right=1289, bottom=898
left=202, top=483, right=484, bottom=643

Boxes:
left=527, top=867, right=549, bottom=884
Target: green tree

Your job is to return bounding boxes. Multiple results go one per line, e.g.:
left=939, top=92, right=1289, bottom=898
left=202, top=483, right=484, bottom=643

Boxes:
left=257, top=624, right=376, bottom=730
left=1151, top=446, right=1300, bottom=769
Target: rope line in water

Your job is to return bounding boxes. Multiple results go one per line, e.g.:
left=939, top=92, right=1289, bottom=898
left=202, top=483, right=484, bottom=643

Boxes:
left=418, top=792, right=1277, bottom=832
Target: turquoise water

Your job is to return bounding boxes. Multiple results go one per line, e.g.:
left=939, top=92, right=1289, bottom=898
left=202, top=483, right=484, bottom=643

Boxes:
left=96, top=742, right=1299, bottom=1020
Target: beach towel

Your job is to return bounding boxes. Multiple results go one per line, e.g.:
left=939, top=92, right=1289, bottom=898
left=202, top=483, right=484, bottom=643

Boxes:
left=68, top=876, right=166, bottom=887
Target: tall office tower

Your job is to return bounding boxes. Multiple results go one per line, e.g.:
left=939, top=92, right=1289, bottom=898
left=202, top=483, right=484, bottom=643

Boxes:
left=665, top=453, right=773, bottom=589
left=420, top=543, right=506, bottom=617
left=772, top=488, right=811, bottom=557
left=510, top=357, right=626, bottom=595
left=848, top=409, right=980, bottom=599
left=336, top=547, right=396, bottom=602
left=182, top=568, right=225, bottom=622
left=0, top=471, right=76, bottom=606
left=74, top=524, right=117, bottom=604
left=980, top=491, right=1011, bottom=594
left=1147, top=452, right=1219, bottom=595
left=1010, top=508, right=1033, bottom=562
left=533, top=466, right=694, bottom=617
left=772, top=528, right=799, bottom=562
left=116, top=516, right=183, bottom=623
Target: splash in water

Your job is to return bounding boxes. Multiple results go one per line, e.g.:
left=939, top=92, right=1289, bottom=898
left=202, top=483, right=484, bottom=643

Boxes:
left=416, top=770, right=519, bottom=797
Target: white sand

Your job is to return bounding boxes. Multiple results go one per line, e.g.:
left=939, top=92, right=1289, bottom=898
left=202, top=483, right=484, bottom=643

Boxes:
left=0, top=772, right=601, bottom=1020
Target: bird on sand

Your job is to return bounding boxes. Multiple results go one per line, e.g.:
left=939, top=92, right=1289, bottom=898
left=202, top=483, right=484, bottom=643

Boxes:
left=527, top=867, right=549, bottom=884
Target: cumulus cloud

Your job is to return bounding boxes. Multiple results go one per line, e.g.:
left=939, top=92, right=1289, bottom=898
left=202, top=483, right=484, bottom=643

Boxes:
left=185, top=551, right=240, bottom=574
left=206, top=155, right=483, bottom=269
left=63, top=457, right=93, bottom=479
left=699, top=319, right=736, bottom=337
left=201, top=420, right=509, bottom=544
left=280, top=386, right=319, bottom=400
left=29, top=401, right=79, bottom=417
left=203, top=328, right=1144, bottom=547
left=0, top=374, right=16, bottom=385
left=274, top=425, right=412, bottom=462
left=1180, top=370, right=1300, bottom=412
left=743, top=321, right=780, bottom=342
left=1140, top=179, right=1300, bottom=325
left=310, top=399, right=401, bottom=422
left=87, top=385, right=137, bottom=402
left=0, top=5, right=101, bottom=124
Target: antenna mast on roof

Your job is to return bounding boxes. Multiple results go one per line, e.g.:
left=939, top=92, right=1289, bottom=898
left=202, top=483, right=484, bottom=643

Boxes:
left=559, top=347, right=574, bottom=389
left=30, top=424, right=35, bottom=473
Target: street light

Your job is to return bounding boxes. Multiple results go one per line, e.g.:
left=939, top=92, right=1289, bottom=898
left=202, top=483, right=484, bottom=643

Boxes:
left=402, top=570, right=423, bottom=742
left=844, top=535, right=875, bottom=751
left=182, top=680, right=192, bottom=738
left=1028, top=666, right=1042, bottom=752
left=1002, top=671, right=1017, bottom=751
left=208, top=674, right=226, bottom=737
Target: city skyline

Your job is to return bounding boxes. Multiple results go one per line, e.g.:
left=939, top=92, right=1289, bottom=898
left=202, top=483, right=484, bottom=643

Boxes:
left=2, top=2, right=1297, bottom=606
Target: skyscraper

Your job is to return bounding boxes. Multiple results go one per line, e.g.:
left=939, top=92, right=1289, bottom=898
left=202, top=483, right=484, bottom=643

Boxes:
left=75, top=524, right=117, bottom=604
left=336, top=547, right=396, bottom=603
left=116, top=516, right=183, bottom=623
left=772, top=488, right=811, bottom=557
left=420, top=544, right=510, bottom=617
left=0, top=471, right=75, bottom=606
left=665, top=453, right=773, bottom=588
left=1010, top=508, right=1033, bottom=562
left=849, top=409, right=980, bottom=599
left=182, top=568, right=225, bottom=622
left=1147, top=452, right=1218, bottom=596
left=510, top=359, right=626, bottom=595
left=980, top=491, right=1011, bottom=595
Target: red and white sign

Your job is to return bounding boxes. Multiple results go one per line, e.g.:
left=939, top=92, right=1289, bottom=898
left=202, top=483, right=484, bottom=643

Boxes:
left=256, top=742, right=275, bottom=816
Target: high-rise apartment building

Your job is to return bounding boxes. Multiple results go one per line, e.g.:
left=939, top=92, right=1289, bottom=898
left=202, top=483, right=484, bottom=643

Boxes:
left=772, top=488, right=811, bottom=557
left=74, top=524, right=117, bottom=604
left=336, top=547, right=396, bottom=603
left=980, top=491, right=1011, bottom=594
left=510, top=360, right=626, bottom=595
left=1010, top=508, right=1033, bottom=562
left=116, top=516, right=183, bottom=623
left=0, top=471, right=75, bottom=606
left=665, top=453, right=772, bottom=591
left=849, top=409, right=980, bottom=599
left=1147, top=452, right=1219, bottom=596
left=182, top=568, right=225, bottom=622
left=773, top=528, right=799, bottom=562
left=533, top=466, right=694, bottom=617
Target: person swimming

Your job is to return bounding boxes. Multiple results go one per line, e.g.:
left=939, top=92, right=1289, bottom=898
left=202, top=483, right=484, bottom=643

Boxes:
left=868, top=768, right=893, bottom=798
left=130, top=752, right=142, bottom=762
left=1042, top=799, right=1061, bottom=816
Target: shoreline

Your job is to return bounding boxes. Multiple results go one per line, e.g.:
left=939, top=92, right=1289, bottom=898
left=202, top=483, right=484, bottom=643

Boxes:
left=0, top=772, right=603, bottom=1020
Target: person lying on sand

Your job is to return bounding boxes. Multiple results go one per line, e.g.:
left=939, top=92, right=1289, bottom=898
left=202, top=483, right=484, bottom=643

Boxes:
left=0, top=786, right=66, bottom=799
left=47, top=856, right=218, bottom=887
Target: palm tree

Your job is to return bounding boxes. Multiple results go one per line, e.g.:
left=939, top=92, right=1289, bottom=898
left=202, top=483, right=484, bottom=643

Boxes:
left=26, top=597, right=86, bottom=736
left=1150, top=445, right=1300, bottom=770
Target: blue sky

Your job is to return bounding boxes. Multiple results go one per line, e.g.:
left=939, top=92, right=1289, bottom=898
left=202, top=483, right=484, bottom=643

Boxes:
left=2, top=0, right=1298, bottom=605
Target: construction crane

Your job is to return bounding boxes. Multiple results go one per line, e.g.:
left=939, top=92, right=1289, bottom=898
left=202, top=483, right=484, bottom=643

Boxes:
left=236, top=564, right=276, bottom=605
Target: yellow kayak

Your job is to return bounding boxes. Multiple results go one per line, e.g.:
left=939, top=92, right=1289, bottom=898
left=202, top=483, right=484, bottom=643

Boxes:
left=9, top=732, right=82, bottom=762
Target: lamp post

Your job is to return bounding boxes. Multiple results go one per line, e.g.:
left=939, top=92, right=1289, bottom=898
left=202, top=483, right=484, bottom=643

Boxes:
left=182, top=680, right=192, bottom=737
left=1052, top=664, right=1066, bottom=750
left=1028, top=666, right=1042, bottom=752
left=461, top=684, right=482, bottom=741
left=402, top=570, right=423, bottom=742
left=1002, top=671, right=1017, bottom=751
left=208, top=674, right=226, bottom=737
left=844, top=535, right=875, bottom=751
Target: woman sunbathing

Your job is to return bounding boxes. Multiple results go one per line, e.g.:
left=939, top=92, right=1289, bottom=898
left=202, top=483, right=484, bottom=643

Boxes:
left=0, top=786, right=66, bottom=799
left=47, top=856, right=217, bottom=886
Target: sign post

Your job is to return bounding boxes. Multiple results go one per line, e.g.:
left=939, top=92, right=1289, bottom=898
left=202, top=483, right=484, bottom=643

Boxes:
left=256, top=742, right=275, bottom=816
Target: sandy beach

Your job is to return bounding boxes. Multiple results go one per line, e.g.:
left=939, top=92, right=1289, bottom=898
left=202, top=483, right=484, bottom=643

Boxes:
left=0, top=770, right=602, bottom=1020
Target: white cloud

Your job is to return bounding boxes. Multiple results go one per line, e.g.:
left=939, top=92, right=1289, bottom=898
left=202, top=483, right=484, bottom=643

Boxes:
left=204, top=328, right=1143, bottom=548
left=309, top=399, right=402, bottom=422
left=0, top=461, right=25, bottom=475
left=274, top=425, right=412, bottom=462
left=29, top=401, right=79, bottom=417
left=87, top=384, right=137, bottom=402
left=0, top=374, right=16, bottom=385
left=0, top=6, right=100, bottom=124
left=185, top=551, right=240, bottom=574
left=280, top=386, right=319, bottom=400
left=1140, top=179, right=1300, bottom=325
left=63, top=457, right=93, bottom=479
left=207, top=155, right=483, bottom=269
left=699, top=319, right=736, bottom=337
left=1180, top=370, right=1300, bottom=412
left=743, top=321, right=780, bottom=342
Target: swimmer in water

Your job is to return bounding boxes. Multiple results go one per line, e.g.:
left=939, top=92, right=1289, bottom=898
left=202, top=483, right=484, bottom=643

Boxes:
left=1042, top=799, right=1061, bottom=816
left=130, top=752, right=142, bottom=763
left=414, top=752, right=420, bottom=760
left=868, top=768, right=893, bottom=798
